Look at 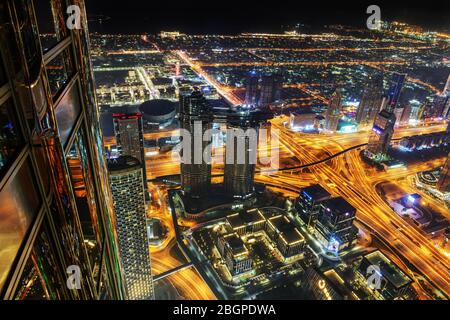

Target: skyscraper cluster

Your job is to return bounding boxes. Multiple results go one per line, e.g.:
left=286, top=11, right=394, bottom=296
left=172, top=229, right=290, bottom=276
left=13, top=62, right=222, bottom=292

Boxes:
left=179, top=90, right=271, bottom=204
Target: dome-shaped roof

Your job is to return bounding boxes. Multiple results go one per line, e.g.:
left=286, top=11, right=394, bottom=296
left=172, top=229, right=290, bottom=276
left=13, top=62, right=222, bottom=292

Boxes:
left=139, top=99, right=176, bottom=116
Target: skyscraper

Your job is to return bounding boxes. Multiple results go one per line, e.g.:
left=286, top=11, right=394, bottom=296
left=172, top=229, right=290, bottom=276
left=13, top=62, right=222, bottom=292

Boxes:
left=324, top=88, right=342, bottom=132
left=314, top=197, right=358, bottom=254
left=386, top=73, right=406, bottom=111
left=366, top=73, right=404, bottom=156
left=244, top=72, right=259, bottom=107
left=0, top=0, right=124, bottom=299
left=295, top=184, right=332, bottom=228
left=399, top=103, right=412, bottom=125
left=113, top=112, right=148, bottom=192
left=258, top=74, right=283, bottom=107
left=356, top=74, right=383, bottom=127
left=107, top=156, right=154, bottom=300
left=366, top=110, right=397, bottom=155
left=422, top=95, right=449, bottom=120
left=394, top=106, right=405, bottom=126
left=224, top=116, right=259, bottom=199
left=179, top=90, right=213, bottom=198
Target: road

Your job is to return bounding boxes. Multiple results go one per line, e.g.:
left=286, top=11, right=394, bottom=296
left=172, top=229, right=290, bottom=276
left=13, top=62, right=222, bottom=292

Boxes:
left=268, top=119, right=450, bottom=297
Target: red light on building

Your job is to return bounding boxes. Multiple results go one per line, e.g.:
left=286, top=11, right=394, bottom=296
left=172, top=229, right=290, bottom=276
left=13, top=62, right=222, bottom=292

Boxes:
left=112, top=113, right=142, bottom=120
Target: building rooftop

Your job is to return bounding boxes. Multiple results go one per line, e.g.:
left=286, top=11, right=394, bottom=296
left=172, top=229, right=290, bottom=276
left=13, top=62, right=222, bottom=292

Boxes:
left=363, top=251, right=412, bottom=289
left=268, top=216, right=304, bottom=245
left=139, top=99, right=176, bottom=116
left=107, top=155, right=141, bottom=172
left=100, top=105, right=140, bottom=137
left=226, top=210, right=265, bottom=229
left=291, top=108, right=315, bottom=116
left=322, top=197, right=356, bottom=216
left=152, top=77, right=173, bottom=86
left=300, top=184, right=332, bottom=202
left=222, top=233, right=248, bottom=257
left=258, top=207, right=284, bottom=220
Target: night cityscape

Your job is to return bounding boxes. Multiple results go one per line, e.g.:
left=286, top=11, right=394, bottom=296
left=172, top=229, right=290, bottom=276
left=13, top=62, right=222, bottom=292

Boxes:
left=1, top=0, right=450, bottom=308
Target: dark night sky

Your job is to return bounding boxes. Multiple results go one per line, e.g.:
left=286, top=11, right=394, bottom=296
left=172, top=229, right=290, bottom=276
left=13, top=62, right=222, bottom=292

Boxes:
left=85, top=0, right=450, bottom=34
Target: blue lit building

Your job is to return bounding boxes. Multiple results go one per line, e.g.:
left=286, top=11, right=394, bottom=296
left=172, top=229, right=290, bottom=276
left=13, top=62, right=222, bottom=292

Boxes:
left=314, top=197, right=358, bottom=254
left=295, top=184, right=332, bottom=228
left=386, top=73, right=406, bottom=110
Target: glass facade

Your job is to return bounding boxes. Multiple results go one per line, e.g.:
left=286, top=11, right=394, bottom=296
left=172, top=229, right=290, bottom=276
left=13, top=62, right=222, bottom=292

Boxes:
left=0, top=0, right=124, bottom=299
left=0, top=98, right=24, bottom=176
left=33, top=0, right=68, bottom=53
left=13, top=219, right=66, bottom=300
left=0, top=159, right=40, bottom=291
left=46, top=47, right=75, bottom=98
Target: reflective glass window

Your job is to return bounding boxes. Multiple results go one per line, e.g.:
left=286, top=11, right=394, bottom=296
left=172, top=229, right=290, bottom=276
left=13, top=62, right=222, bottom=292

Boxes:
left=33, top=0, right=68, bottom=53
left=0, top=60, right=6, bottom=87
left=98, top=259, right=112, bottom=300
left=66, top=129, right=102, bottom=286
left=13, top=220, right=67, bottom=300
left=0, top=98, right=25, bottom=178
left=0, top=159, right=41, bottom=292
left=14, top=0, right=42, bottom=85
left=54, top=83, right=81, bottom=147
left=32, top=136, right=51, bottom=196
left=0, top=1, right=21, bottom=75
left=46, top=47, right=75, bottom=98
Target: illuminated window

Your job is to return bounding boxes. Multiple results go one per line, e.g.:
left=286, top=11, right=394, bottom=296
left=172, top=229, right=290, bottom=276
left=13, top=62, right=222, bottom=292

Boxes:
left=0, top=159, right=41, bottom=293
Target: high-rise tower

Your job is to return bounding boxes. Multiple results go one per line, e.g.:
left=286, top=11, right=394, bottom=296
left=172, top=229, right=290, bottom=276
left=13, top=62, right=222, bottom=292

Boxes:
left=356, top=74, right=383, bottom=127
left=179, top=90, right=213, bottom=198
left=366, top=110, right=397, bottom=156
left=366, top=73, right=405, bottom=156
left=224, top=114, right=259, bottom=199
left=324, top=88, right=342, bottom=132
left=0, top=0, right=124, bottom=299
left=244, top=72, right=259, bottom=107
left=107, top=156, right=154, bottom=300
left=113, top=112, right=148, bottom=192
left=258, top=74, right=282, bottom=107
left=386, top=73, right=406, bottom=111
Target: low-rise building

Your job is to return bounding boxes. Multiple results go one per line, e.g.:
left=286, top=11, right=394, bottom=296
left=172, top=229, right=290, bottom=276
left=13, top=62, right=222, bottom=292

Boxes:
left=217, top=233, right=253, bottom=278
left=315, top=197, right=358, bottom=254
left=356, top=250, right=414, bottom=300
left=226, top=209, right=266, bottom=236
left=266, top=215, right=305, bottom=263
left=296, top=184, right=332, bottom=228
